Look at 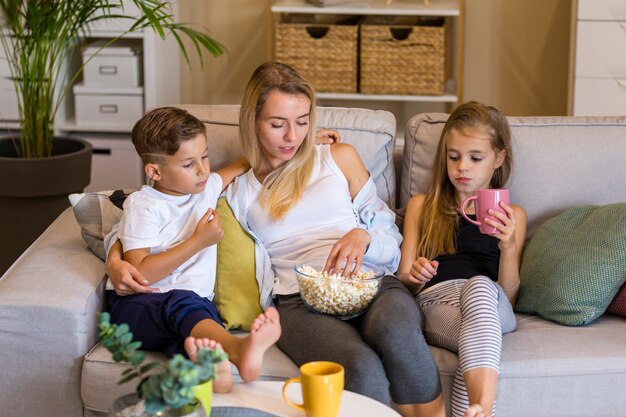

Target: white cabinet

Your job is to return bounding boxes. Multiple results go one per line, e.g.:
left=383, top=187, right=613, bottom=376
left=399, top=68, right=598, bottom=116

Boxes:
left=0, top=12, right=182, bottom=191
left=569, top=0, right=626, bottom=116
left=270, top=0, right=464, bottom=105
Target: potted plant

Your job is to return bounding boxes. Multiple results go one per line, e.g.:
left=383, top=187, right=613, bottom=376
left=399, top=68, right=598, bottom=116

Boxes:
left=98, top=312, right=228, bottom=417
left=0, top=1, right=225, bottom=274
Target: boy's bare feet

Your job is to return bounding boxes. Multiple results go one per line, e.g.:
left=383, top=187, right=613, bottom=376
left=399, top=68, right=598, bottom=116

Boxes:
left=465, top=404, right=489, bottom=417
left=184, top=337, right=233, bottom=393
left=236, top=307, right=281, bottom=382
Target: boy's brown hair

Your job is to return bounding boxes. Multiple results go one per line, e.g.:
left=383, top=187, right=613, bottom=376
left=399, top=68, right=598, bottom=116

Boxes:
left=131, top=106, right=207, bottom=164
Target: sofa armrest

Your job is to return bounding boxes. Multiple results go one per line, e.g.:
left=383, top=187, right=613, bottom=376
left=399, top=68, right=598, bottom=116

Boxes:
left=0, top=207, right=106, bottom=417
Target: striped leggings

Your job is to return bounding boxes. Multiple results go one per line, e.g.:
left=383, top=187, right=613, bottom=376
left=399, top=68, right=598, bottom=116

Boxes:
left=416, top=276, right=516, bottom=417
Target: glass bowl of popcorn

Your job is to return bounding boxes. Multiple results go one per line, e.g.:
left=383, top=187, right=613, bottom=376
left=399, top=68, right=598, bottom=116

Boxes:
left=294, top=263, right=385, bottom=320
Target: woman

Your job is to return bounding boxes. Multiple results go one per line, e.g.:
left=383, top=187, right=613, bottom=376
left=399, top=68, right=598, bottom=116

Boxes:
left=108, top=62, right=445, bottom=417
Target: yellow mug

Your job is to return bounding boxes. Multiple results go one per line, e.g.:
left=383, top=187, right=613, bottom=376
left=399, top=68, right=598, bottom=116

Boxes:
left=282, top=361, right=344, bottom=417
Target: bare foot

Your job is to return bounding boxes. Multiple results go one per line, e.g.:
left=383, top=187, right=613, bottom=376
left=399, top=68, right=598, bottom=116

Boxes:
left=236, top=307, right=281, bottom=382
left=465, top=404, right=489, bottom=417
left=184, top=337, right=233, bottom=393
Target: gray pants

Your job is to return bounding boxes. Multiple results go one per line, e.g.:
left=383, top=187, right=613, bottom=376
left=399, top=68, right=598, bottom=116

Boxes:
left=275, top=276, right=441, bottom=406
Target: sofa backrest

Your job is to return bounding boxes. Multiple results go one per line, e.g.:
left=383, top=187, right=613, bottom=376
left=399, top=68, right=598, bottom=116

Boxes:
left=401, top=113, right=626, bottom=240
left=175, top=104, right=398, bottom=208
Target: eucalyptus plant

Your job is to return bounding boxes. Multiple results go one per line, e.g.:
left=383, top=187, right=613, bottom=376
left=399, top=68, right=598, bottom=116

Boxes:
left=98, top=312, right=228, bottom=415
left=0, top=0, right=224, bottom=158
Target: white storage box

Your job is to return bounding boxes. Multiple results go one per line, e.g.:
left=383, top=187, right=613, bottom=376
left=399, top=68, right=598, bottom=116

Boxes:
left=82, top=40, right=143, bottom=87
left=86, top=2, right=143, bottom=33
left=0, top=43, right=19, bottom=121
left=71, top=133, right=144, bottom=192
left=73, top=84, right=144, bottom=129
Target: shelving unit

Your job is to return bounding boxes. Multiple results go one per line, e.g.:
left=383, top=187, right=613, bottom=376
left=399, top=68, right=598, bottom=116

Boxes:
left=0, top=10, right=182, bottom=192
left=270, top=0, right=465, bottom=115
left=568, top=0, right=626, bottom=116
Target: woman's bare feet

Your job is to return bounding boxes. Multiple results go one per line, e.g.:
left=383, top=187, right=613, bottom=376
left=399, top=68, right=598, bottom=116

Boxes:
left=465, top=404, right=489, bottom=417
left=236, top=306, right=281, bottom=382
left=184, top=337, right=233, bottom=393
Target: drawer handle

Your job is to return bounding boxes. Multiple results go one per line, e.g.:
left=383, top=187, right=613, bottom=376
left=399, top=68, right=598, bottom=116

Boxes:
left=99, top=104, right=119, bottom=114
left=616, top=79, right=626, bottom=88
left=619, top=22, right=626, bottom=31
left=99, top=65, right=118, bottom=75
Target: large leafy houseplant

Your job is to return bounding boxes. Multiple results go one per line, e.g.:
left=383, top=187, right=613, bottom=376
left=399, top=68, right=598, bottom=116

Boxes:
left=99, top=312, right=227, bottom=416
left=0, top=0, right=225, bottom=158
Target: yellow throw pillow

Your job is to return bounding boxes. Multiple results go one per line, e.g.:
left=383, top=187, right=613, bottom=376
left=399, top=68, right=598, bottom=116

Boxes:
left=215, top=198, right=262, bottom=330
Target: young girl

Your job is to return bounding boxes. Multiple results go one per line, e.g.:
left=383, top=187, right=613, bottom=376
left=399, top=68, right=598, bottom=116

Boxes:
left=397, top=101, right=527, bottom=417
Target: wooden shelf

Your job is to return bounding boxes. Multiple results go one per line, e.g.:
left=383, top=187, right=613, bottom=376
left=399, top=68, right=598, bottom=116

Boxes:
left=317, top=91, right=457, bottom=103
left=271, top=0, right=461, bottom=16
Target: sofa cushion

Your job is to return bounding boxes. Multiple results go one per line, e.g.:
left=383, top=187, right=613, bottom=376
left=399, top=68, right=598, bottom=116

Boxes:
left=177, top=104, right=398, bottom=209
left=68, top=189, right=133, bottom=261
left=515, top=203, right=626, bottom=326
left=402, top=114, right=626, bottom=240
left=215, top=198, right=262, bottom=331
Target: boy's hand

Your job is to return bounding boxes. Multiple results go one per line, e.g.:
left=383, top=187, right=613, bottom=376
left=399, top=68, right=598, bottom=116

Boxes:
left=193, top=209, right=224, bottom=248
left=315, top=129, right=341, bottom=144
left=409, top=257, right=439, bottom=285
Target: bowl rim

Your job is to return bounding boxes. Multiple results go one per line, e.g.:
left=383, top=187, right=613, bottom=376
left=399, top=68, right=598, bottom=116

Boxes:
left=294, top=262, right=385, bottom=282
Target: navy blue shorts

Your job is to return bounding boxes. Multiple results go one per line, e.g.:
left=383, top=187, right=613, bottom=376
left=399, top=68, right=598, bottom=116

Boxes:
left=105, top=289, right=223, bottom=358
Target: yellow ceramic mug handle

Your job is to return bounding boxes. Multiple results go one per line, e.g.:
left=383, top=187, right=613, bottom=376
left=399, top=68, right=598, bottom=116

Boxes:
left=282, top=377, right=305, bottom=412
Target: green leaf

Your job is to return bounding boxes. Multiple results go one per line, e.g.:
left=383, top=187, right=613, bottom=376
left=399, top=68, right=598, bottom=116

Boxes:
left=130, top=351, right=145, bottom=366
left=114, top=323, right=130, bottom=338
left=139, top=362, right=160, bottom=374
left=118, top=372, right=140, bottom=384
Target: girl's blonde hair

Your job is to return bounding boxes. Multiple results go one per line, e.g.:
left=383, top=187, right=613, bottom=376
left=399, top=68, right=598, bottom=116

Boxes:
left=239, top=62, right=317, bottom=219
left=416, top=101, right=513, bottom=259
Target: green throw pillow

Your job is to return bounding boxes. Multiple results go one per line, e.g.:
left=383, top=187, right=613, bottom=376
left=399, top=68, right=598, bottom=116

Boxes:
left=515, top=203, right=626, bottom=326
left=215, top=198, right=262, bottom=331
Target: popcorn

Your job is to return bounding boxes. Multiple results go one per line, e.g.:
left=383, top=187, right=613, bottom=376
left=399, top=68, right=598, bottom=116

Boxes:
left=295, top=264, right=382, bottom=318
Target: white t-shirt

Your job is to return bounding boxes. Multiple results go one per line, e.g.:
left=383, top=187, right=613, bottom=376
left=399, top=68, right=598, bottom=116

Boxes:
left=116, top=173, right=222, bottom=298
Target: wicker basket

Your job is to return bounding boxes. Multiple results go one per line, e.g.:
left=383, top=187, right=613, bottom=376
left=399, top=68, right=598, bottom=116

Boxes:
left=275, top=15, right=359, bottom=93
left=360, top=16, right=446, bottom=95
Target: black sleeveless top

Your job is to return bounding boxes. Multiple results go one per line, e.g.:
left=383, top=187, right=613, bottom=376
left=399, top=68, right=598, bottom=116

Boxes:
left=423, top=215, right=501, bottom=290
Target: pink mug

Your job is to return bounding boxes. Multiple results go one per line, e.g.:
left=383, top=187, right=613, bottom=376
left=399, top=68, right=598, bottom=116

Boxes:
left=460, top=189, right=509, bottom=235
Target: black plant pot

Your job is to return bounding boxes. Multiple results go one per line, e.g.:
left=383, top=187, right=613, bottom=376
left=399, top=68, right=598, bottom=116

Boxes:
left=0, top=137, right=92, bottom=276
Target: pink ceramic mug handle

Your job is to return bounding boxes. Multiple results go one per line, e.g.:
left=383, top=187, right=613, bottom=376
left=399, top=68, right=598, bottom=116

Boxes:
left=460, top=195, right=481, bottom=226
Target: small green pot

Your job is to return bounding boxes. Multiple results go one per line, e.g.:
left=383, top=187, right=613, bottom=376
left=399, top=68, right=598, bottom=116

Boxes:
left=110, top=381, right=213, bottom=417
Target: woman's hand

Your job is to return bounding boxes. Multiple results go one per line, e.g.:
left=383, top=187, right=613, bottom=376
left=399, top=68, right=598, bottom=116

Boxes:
left=315, top=129, right=341, bottom=145
left=323, top=228, right=371, bottom=276
left=408, top=257, right=439, bottom=285
left=107, top=255, right=157, bottom=296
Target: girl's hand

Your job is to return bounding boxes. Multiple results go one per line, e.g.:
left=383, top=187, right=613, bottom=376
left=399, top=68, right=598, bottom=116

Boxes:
left=107, top=257, right=157, bottom=296
left=409, top=257, right=439, bottom=285
left=315, top=129, right=341, bottom=145
left=323, top=228, right=371, bottom=276
left=485, top=202, right=517, bottom=252
left=192, top=209, right=224, bottom=248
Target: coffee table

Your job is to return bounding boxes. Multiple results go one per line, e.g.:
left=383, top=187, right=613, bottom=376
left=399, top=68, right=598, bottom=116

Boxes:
left=212, top=381, right=401, bottom=417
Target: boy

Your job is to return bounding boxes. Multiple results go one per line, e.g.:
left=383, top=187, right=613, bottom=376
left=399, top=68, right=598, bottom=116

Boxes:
left=104, top=107, right=281, bottom=392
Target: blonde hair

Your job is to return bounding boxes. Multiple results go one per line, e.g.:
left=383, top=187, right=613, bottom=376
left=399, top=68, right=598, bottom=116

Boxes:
left=239, top=62, right=317, bottom=219
left=416, top=101, right=513, bottom=259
